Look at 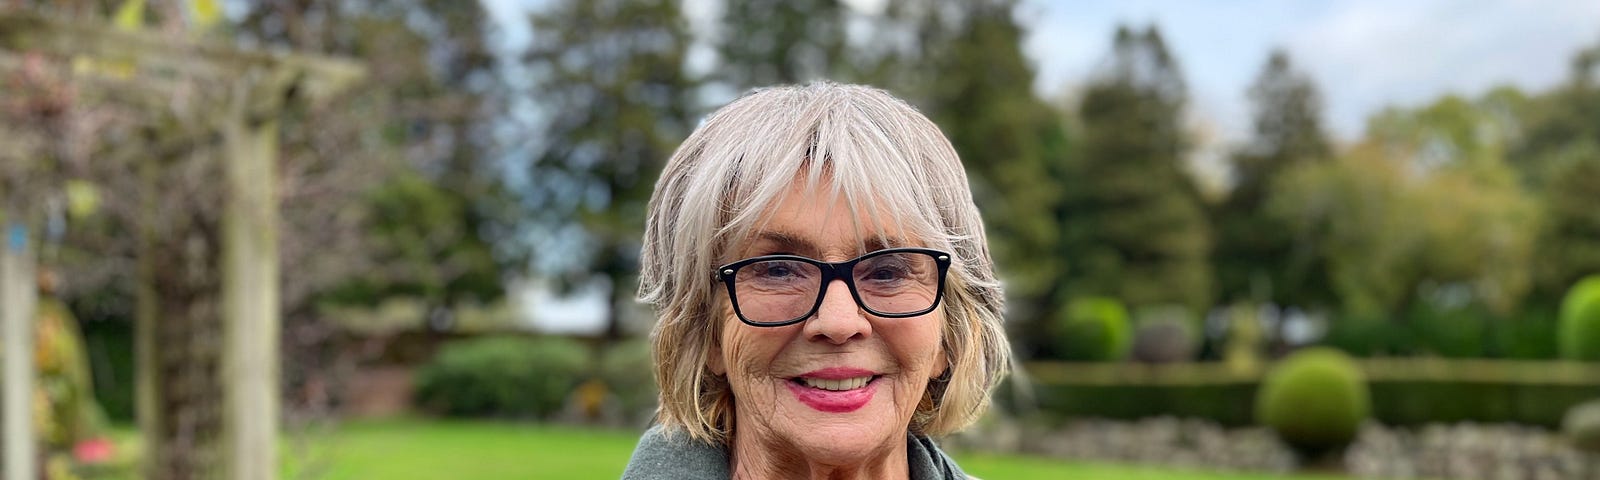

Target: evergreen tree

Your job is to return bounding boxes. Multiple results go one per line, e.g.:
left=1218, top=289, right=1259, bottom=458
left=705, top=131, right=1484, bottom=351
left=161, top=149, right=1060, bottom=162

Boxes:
left=1066, top=25, right=1212, bottom=312
left=916, top=0, right=1072, bottom=333
left=1214, top=50, right=1333, bottom=308
left=856, top=0, right=1072, bottom=355
left=523, top=0, right=699, bottom=339
left=717, top=0, right=850, bottom=88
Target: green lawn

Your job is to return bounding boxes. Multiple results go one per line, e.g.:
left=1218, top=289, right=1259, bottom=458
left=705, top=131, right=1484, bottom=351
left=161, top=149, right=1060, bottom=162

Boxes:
left=275, top=418, right=1352, bottom=480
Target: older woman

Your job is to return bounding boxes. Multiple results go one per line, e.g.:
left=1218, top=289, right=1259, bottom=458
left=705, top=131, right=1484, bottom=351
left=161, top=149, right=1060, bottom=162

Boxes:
left=623, top=83, right=1010, bottom=480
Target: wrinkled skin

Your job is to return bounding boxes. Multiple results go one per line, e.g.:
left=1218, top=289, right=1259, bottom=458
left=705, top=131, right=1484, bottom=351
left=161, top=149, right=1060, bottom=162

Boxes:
left=709, top=181, right=947, bottom=480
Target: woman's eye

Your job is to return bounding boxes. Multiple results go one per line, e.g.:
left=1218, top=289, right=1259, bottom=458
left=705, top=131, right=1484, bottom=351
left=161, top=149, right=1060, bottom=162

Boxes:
left=867, top=267, right=907, bottom=281
left=754, top=261, right=806, bottom=279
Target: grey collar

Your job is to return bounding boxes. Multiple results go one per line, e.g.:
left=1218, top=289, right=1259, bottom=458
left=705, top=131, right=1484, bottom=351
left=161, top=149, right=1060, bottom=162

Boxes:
left=622, top=425, right=968, bottom=479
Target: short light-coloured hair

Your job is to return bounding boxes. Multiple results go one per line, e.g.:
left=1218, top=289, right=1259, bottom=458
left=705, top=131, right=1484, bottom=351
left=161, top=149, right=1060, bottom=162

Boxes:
left=638, top=82, right=1010, bottom=445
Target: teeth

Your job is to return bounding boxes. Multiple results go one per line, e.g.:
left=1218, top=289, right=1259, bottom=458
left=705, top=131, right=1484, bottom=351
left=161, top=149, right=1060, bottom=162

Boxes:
left=800, top=376, right=872, bottom=391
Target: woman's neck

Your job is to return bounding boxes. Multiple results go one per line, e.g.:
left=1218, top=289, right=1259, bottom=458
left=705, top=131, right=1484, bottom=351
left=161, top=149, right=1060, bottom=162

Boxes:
left=727, top=428, right=910, bottom=480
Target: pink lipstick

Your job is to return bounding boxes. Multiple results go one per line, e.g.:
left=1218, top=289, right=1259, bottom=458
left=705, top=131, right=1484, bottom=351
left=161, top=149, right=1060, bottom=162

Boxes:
left=787, top=367, right=879, bottom=413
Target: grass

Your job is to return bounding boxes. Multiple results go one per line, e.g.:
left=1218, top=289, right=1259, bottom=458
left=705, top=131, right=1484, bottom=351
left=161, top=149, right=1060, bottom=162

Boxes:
left=294, top=419, right=639, bottom=479
left=956, top=453, right=1350, bottom=480
left=261, top=417, right=1354, bottom=479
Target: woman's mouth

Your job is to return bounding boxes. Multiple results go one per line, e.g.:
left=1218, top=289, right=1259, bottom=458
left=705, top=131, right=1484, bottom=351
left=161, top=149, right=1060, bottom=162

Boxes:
left=787, top=369, right=881, bottom=412
left=794, top=375, right=876, bottom=391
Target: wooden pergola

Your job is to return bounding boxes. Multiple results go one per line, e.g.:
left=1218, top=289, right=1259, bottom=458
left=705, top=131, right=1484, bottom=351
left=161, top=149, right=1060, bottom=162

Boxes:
left=0, top=11, right=361, bottom=480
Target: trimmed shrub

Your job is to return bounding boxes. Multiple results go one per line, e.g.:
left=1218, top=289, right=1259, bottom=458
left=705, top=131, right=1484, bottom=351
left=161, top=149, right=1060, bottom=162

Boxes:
left=1563, top=398, right=1600, bottom=452
left=1048, top=297, right=1131, bottom=361
left=413, top=336, right=589, bottom=418
left=1256, top=347, right=1370, bottom=453
left=1559, top=276, right=1600, bottom=361
left=1130, top=305, right=1198, bottom=363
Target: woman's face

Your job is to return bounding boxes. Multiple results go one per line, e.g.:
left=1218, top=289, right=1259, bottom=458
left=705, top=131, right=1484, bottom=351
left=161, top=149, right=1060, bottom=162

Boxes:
left=709, top=180, right=947, bottom=467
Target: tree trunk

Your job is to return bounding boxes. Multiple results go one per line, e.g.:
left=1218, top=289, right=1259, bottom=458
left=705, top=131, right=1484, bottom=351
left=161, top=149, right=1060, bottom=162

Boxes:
left=601, top=240, right=628, bottom=342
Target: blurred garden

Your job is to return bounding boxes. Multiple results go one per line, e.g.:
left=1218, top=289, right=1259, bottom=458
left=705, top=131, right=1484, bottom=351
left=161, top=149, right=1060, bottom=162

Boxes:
left=2, top=0, right=1600, bottom=479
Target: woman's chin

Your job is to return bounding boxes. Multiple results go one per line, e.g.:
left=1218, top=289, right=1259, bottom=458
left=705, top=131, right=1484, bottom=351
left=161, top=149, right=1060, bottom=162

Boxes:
left=778, top=424, right=891, bottom=467
left=769, top=380, right=905, bottom=462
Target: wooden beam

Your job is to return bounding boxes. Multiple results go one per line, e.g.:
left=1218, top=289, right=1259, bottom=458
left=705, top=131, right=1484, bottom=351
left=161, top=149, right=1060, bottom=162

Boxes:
left=0, top=11, right=362, bottom=104
left=2, top=223, right=37, bottom=480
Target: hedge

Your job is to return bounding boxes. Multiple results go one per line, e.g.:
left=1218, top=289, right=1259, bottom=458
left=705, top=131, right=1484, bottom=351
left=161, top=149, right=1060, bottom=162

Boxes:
left=1025, top=359, right=1600, bottom=428
left=413, top=336, right=590, bottom=418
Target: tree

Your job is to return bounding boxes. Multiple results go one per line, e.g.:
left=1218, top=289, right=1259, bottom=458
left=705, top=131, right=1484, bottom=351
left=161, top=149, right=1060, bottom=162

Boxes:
left=1510, top=40, right=1600, bottom=187
left=717, top=0, right=851, bottom=88
left=317, top=171, right=503, bottom=313
left=1065, top=25, right=1212, bottom=312
left=1537, top=152, right=1600, bottom=298
left=1508, top=39, right=1600, bottom=299
left=883, top=0, right=1072, bottom=353
left=522, top=0, right=699, bottom=340
left=1268, top=144, right=1424, bottom=318
left=235, top=0, right=519, bottom=316
left=1213, top=50, right=1333, bottom=308
left=1270, top=94, right=1541, bottom=318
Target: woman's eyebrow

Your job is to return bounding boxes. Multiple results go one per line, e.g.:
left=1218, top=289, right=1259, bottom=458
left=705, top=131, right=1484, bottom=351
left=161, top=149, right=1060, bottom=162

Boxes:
left=753, top=231, right=816, bottom=253
left=752, top=230, right=910, bottom=255
left=863, top=236, right=907, bottom=252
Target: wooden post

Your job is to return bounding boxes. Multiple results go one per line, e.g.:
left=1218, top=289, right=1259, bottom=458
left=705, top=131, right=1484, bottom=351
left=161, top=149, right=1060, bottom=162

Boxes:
left=221, top=83, right=282, bottom=480
left=2, top=223, right=37, bottom=480
left=133, top=150, right=169, bottom=479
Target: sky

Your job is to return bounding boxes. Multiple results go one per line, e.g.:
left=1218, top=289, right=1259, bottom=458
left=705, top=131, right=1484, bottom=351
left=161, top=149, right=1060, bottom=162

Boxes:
left=480, top=0, right=1600, bottom=331
left=1019, top=0, right=1600, bottom=143
left=484, top=0, right=1600, bottom=144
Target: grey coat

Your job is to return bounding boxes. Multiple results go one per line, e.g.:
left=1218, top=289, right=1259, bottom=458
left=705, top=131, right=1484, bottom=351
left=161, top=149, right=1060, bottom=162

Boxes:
left=621, top=425, right=968, bottom=479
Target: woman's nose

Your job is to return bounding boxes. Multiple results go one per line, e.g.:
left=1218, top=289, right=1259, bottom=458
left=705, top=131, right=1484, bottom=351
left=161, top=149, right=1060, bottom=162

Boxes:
left=803, top=279, right=873, bottom=344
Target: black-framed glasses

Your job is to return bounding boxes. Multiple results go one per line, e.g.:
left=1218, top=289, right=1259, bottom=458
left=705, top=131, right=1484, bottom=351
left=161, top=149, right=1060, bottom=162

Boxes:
left=713, top=247, right=952, bottom=327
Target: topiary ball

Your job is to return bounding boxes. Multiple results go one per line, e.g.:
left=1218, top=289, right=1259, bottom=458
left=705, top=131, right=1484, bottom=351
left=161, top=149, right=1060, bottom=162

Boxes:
left=1563, top=398, right=1600, bottom=453
left=1559, top=275, right=1600, bottom=361
left=1048, top=297, right=1131, bottom=361
left=1255, top=347, right=1370, bottom=453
